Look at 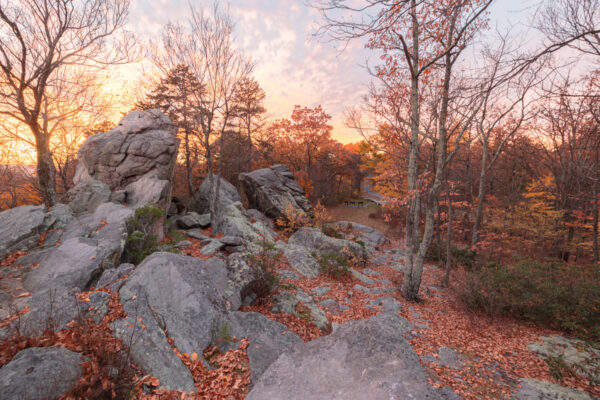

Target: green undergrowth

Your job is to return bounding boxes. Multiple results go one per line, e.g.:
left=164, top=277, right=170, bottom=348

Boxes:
left=458, top=258, right=600, bottom=343
left=122, top=206, right=166, bottom=265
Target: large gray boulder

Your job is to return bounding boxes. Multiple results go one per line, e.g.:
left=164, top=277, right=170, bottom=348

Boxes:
left=0, top=347, right=86, bottom=400
left=270, top=289, right=329, bottom=331
left=289, top=226, right=366, bottom=261
left=276, top=242, right=321, bottom=278
left=327, top=221, right=390, bottom=249
left=188, top=175, right=241, bottom=215
left=23, top=237, right=107, bottom=293
left=514, top=378, right=596, bottom=400
left=528, top=335, right=600, bottom=382
left=239, top=164, right=312, bottom=221
left=217, top=202, right=276, bottom=244
left=62, top=179, right=111, bottom=216
left=0, top=205, right=46, bottom=260
left=222, top=312, right=303, bottom=384
left=247, top=313, right=456, bottom=400
left=72, top=109, right=178, bottom=211
left=112, top=252, right=242, bottom=391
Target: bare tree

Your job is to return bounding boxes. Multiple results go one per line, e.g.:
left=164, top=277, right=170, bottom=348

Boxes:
left=470, top=36, right=544, bottom=246
left=314, top=0, right=493, bottom=299
left=153, top=2, right=253, bottom=230
left=537, top=0, right=600, bottom=58
left=0, top=0, right=133, bottom=206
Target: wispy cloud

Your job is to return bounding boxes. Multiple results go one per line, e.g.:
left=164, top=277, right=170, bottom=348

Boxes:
left=122, top=0, right=373, bottom=143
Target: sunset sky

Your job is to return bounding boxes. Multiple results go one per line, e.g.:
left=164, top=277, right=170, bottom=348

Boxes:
left=114, top=0, right=541, bottom=144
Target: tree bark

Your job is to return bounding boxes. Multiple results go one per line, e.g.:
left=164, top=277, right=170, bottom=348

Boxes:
left=33, top=128, right=58, bottom=207
left=443, top=182, right=453, bottom=287
left=471, top=141, right=488, bottom=246
left=402, top=0, right=421, bottom=300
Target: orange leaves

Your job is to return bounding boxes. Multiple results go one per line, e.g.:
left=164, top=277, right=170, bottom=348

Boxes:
left=0, top=250, right=28, bottom=268
left=93, top=219, right=108, bottom=233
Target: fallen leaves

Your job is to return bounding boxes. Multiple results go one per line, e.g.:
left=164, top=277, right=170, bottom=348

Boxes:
left=0, top=250, right=28, bottom=268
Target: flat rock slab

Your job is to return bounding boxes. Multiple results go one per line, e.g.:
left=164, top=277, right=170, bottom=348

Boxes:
left=528, top=335, right=600, bottom=382
left=223, top=311, right=303, bottom=384
left=514, top=378, right=597, bottom=400
left=367, top=296, right=403, bottom=313
left=0, top=205, right=46, bottom=260
left=0, top=346, right=87, bottom=400
left=247, top=313, right=457, bottom=400
left=23, top=237, right=103, bottom=292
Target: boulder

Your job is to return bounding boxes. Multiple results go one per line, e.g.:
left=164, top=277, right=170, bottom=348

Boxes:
left=44, top=204, right=75, bottom=229
left=112, top=252, right=243, bottom=391
left=327, top=221, right=390, bottom=249
left=23, top=237, right=105, bottom=292
left=279, top=243, right=321, bottom=278
left=217, top=202, right=275, bottom=244
left=515, top=378, right=596, bottom=400
left=222, top=312, right=303, bottom=384
left=270, top=289, right=329, bottom=331
left=72, top=109, right=178, bottom=211
left=247, top=313, right=456, bottom=400
left=62, top=179, right=111, bottom=216
left=289, top=227, right=366, bottom=262
left=124, top=175, right=172, bottom=210
left=0, top=288, right=81, bottom=338
left=0, top=205, right=46, bottom=260
left=246, top=209, right=275, bottom=229
left=239, top=164, right=312, bottom=221
left=188, top=175, right=241, bottom=215
left=96, top=263, right=135, bottom=292
left=367, top=296, right=403, bottom=313
left=0, top=347, right=87, bottom=400
left=528, top=335, right=600, bottom=382
left=177, top=212, right=211, bottom=229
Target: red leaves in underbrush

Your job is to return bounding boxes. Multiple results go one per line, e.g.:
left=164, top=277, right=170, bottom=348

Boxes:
left=140, top=337, right=252, bottom=400
left=0, top=288, right=145, bottom=400
left=399, top=264, right=600, bottom=399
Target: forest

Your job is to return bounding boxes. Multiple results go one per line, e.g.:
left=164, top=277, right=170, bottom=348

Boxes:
left=0, top=0, right=599, bottom=399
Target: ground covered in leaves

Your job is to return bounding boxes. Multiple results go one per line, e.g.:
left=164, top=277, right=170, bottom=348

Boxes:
left=1, top=231, right=599, bottom=399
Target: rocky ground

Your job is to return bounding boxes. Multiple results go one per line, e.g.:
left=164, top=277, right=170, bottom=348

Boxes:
left=0, top=109, right=598, bottom=400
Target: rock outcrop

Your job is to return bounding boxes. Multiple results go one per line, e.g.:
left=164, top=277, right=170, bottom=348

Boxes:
left=289, top=226, right=366, bottom=260
left=70, top=109, right=178, bottom=212
left=110, top=252, right=301, bottom=391
left=0, top=347, right=87, bottom=400
left=246, top=313, right=458, bottom=400
left=239, top=164, right=312, bottom=221
left=326, top=221, right=390, bottom=249
left=0, top=205, right=53, bottom=260
left=188, top=175, right=241, bottom=215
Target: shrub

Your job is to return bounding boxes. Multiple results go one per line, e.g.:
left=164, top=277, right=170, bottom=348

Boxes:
left=457, top=259, right=600, bottom=342
left=317, top=251, right=351, bottom=280
left=276, top=202, right=310, bottom=234
left=247, top=238, right=282, bottom=298
left=426, top=242, right=477, bottom=269
left=122, top=206, right=166, bottom=265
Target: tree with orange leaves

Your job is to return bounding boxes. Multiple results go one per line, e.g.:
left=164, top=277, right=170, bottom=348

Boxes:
left=313, top=0, right=494, bottom=299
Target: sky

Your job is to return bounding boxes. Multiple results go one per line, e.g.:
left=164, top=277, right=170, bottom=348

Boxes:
left=116, top=0, right=542, bottom=144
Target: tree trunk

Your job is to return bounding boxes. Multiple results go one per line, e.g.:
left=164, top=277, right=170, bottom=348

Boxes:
left=471, top=144, right=488, bottom=247
left=185, top=128, right=194, bottom=198
left=443, top=182, right=453, bottom=287
left=402, top=0, right=421, bottom=300
left=34, top=129, right=58, bottom=207
left=403, top=23, right=453, bottom=300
